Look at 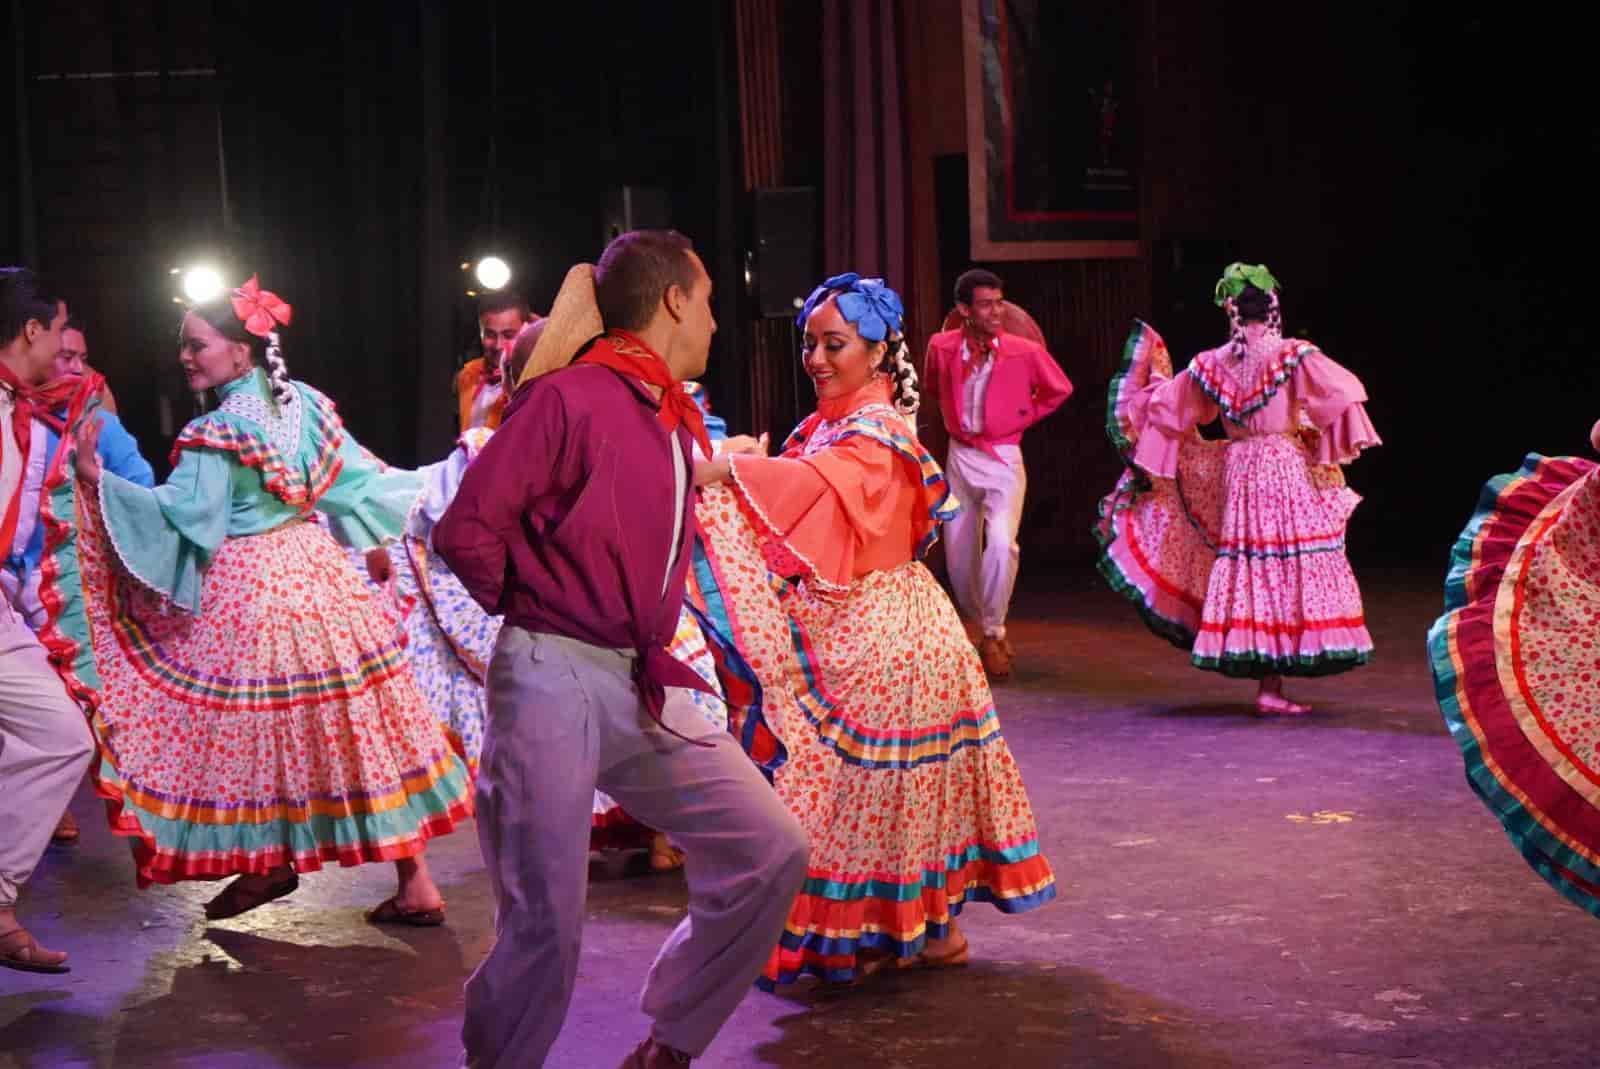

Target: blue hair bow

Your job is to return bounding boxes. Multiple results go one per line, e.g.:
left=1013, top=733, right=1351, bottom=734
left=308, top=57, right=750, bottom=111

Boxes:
left=796, top=272, right=905, bottom=343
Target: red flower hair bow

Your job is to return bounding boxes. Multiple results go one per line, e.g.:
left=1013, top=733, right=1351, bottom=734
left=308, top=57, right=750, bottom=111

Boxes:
left=230, top=274, right=294, bottom=338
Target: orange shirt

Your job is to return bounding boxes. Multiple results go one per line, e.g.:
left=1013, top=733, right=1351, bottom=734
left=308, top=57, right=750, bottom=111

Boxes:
left=454, top=357, right=507, bottom=431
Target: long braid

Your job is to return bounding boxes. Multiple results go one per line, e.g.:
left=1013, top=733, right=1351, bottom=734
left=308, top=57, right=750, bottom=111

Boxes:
left=881, top=333, right=920, bottom=418
left=263, top=330, right=293, bottom=408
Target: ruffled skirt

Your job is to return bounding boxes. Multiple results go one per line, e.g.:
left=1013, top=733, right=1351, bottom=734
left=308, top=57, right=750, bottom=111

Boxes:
left=695, top=484, right=1056, bottom=986
left=1429, top=455, right=1600, bottom=915
left=42, top=500, right=473, bottom=886
left=1099, top=433, right=1373, bottom=677
left=368, top=537, right=499, bottom=766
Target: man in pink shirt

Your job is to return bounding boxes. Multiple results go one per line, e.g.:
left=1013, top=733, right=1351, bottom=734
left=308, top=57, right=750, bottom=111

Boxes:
left=435, top=231, right=807, bottom=1069
left=923, top=269, right=1073, bottom=678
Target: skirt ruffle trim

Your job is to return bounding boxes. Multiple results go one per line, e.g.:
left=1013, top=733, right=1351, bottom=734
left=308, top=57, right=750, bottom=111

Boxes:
left=1429, top=453, right=1600, bottom=917
left=758, top=840, right=1057, bottom=987
left=92, top=749, right=474, bottom=887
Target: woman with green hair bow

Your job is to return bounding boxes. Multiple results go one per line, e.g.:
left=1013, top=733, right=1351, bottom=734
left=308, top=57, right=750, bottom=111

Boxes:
left=1096, top=263, right=1382, bottom=714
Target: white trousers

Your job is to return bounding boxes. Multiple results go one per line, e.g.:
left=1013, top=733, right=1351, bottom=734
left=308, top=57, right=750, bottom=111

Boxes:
left=0, top=606, right=94, bottom=907
left=943, top=441, right=1027, bottom=638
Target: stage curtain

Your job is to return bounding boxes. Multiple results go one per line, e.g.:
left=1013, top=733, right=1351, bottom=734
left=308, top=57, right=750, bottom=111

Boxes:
left=821, top=0, right=909, bottom=289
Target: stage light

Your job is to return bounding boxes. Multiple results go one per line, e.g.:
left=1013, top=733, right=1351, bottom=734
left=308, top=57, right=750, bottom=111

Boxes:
left=180, top=265, right=227, bottom=304
left=475, top=256, right=511, bottom=291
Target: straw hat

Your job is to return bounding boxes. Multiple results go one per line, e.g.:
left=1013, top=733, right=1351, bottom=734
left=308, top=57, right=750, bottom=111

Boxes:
left=516, top=263, right=604, bottom=387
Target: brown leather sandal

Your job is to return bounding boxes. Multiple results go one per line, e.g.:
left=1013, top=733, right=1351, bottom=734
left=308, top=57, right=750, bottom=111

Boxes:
left=0, top=926, right=70, bottom=974
left=50, top=810, right=80, bottom=845
left=203, top=870, right=300, bottom=920
left=897, top=933, right=971, bottom=971
left=366, top=896, right=446, bottom=927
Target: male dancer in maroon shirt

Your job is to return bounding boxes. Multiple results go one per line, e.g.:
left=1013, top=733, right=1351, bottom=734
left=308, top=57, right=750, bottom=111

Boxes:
left=436, top=230, right=807, bottom=1069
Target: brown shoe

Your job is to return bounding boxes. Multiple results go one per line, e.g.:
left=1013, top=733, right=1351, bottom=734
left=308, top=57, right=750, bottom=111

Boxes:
left=51, top=809, right=80, bottom=845
left=620, top=1038, right=692, bottom=1068
left=979, top=636, right=1012, bottom=679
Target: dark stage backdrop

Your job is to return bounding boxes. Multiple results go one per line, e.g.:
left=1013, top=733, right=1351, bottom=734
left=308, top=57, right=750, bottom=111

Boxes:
left=4, top=0, right=741, bottom=472
left=6, top=1, right=1597, bottom=576
left=911, top=1, right=1600, bottom=573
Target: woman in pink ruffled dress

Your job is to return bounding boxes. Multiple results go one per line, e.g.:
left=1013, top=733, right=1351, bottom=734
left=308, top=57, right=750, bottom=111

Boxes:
left=1096, top=263, right=1381, bottom=714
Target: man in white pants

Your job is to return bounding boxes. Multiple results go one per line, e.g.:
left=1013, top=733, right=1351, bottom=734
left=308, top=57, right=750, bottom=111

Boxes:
left=923, top=269, right=1073, bottom=678
left=0, top=267, right=96, bottom=974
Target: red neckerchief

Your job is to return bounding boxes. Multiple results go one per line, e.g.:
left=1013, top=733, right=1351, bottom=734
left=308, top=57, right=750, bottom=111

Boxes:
left=576, top=330, right=712, bottom=459
left=573, top=329, right=715, bottom=746
left=40, top=374, right=107, bottom=489
left=0, top=364, right=87, bottom=552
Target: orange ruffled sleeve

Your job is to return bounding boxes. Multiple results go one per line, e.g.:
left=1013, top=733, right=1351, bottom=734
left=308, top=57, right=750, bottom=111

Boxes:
left=727, top=436, right=919, bottom=591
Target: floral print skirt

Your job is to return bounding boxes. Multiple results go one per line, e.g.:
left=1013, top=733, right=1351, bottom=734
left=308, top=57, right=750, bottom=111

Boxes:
left=1097, top=432, right=1373, bottom=677
left=368, top=537, right=499, bottom=766
left=694, top=484, right=1056, bottom=987
left=47, top=504, right=472, bottom=887
left=1429, top=455, right=1600, bottom=917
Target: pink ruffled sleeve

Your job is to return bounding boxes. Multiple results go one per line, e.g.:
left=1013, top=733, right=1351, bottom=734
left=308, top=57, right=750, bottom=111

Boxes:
left=1296, top=350, right=1381, bottom=465
left=1131, top=370, right=1219, bottom=479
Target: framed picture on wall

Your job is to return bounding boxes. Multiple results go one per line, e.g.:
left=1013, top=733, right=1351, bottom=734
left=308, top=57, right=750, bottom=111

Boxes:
left=964, top=0, right=1140, bottom=260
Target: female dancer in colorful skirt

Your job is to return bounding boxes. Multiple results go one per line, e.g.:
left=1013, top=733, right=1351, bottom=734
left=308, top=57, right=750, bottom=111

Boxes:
left=693, top=272, right=1056, bottom=986
left=49, top=275, right=473, bottom=922
left=1096, top=263, right=1381, bottom=714
left=1428, top=417, right=1600, bottom=916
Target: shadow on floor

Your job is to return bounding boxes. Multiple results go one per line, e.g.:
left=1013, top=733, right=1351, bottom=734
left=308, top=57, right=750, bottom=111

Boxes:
left=752, top=963, right=1253, bottom=1069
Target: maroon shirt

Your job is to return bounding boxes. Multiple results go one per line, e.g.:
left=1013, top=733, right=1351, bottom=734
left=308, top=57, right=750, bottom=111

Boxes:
left=433, top=363, right=707, bottom=700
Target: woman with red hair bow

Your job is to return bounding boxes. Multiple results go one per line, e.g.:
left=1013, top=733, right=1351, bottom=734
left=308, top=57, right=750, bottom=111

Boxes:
left=51, top=276, right=473, bottom=923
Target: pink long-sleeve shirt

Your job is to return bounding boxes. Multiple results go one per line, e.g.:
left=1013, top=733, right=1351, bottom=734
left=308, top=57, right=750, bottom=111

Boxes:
left=923, top=328, right=1073, bottom=458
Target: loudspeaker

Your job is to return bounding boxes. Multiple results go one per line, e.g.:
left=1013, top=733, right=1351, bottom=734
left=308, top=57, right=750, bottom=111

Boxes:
left=750, top=186, right=818, bottom=319
left=602, top=186, right=672, bottom=244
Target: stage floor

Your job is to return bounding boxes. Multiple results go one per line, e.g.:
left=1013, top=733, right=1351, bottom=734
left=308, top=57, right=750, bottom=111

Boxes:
left=6, top=572, right=1597, bottom=1068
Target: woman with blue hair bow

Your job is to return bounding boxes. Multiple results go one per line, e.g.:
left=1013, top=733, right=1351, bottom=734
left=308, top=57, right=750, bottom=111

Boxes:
left=695, top=273, right=1056, bottom=987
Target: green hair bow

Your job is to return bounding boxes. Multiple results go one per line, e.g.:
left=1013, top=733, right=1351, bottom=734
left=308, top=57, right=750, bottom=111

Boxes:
left=1213, top=263, right=1280, bottom=307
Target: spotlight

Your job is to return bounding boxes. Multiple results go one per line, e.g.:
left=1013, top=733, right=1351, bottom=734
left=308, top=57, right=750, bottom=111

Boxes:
left=474, top=256, right=511, bottom=291
left=180, top=265, right=227, bottom=304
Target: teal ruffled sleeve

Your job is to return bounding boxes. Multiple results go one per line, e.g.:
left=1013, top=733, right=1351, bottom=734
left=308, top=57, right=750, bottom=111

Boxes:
left=97, top=447, right=233, bottom=613
left=315, top=430, right=424, bottom=550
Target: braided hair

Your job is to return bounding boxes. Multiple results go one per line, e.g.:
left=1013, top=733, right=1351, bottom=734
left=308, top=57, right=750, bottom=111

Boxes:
left=1224, top=284, right=1283, bottom=361
left=263, top=331, right=292, bottom=407
left=880, top=330, right=920, bottom=418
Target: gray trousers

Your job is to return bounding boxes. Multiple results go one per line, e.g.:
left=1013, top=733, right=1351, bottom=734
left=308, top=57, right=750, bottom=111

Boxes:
left=462, top=627, right=808, bottom=1068
left=0, top=607, right=95, bottom=908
